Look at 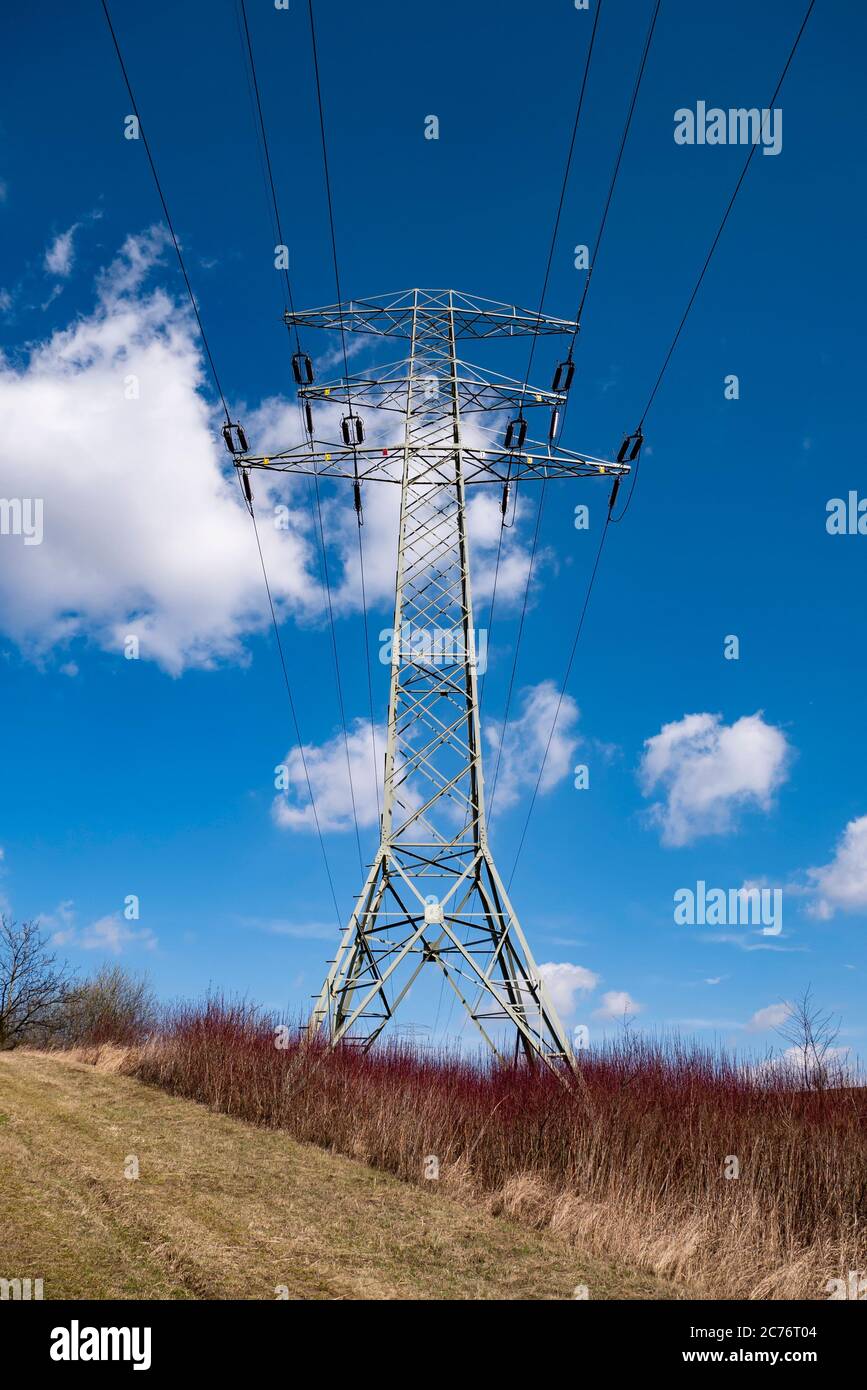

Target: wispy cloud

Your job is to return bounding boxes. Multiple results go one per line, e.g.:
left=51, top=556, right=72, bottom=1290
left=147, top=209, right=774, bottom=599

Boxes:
left=699, top=932, right=807, bottom=953
left=49, top=902, right=156, bottom=954
left=44, top=223, right=81, bottom=278
left=241, top=916, right=336, bottom=940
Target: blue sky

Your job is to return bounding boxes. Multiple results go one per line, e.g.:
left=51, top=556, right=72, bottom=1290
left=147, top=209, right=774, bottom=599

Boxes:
left=1, top=0, right=864, bottom=1062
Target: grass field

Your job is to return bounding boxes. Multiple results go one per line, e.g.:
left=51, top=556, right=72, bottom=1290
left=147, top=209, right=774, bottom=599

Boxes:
left=122, top=1002, right=866, bottom=1300
left=0, top=1050, right=685, bottom=1301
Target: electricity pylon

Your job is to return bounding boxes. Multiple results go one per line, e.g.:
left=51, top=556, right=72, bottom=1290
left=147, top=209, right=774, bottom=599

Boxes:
left=232, top=289, right=629, bottom=1071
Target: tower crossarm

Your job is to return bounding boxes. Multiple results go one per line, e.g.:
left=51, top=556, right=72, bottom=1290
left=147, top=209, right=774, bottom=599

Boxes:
left=299, top=371, right=566, bottom=414
left=235, top=443, right=628, bottom=486
left=284, top=287, right=578, bottom=339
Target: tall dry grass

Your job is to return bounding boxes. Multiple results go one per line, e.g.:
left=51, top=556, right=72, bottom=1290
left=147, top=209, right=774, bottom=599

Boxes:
left=125, top=998, right=866, bottom=1299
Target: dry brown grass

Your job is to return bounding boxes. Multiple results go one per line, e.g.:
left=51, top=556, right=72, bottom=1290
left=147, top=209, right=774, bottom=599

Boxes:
left=121, top=1002, right=867, bottom=1300
left=0, top=1050, right=683, bottom=1300
left=43, top=1043, right=135, bottom=1072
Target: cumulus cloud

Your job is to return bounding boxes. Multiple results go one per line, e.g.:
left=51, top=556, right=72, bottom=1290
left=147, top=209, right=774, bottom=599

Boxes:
left=485, top=681, right=580, bottom=812
left=0, top=228, right=326, bottom=674
left=272, top=718, right=383, bottom=834
left=593, top=989, right=642, bottom=1020
left=270, top=677, right=576, bottom=842
left=538, top=961, right=599, bottom=1017
left=311, top=434, right=540, bottom=619
left=0, top=228, right=544, bottom=678
left=639, top=711, right=791, bottom=847
left=464, top=487, right=549, bottom=608
left=806, top=815, right=867, bottom=919
left=778, top=1043, right=850, bottom=1072
left=746, top=1001, right=792, bottom=1032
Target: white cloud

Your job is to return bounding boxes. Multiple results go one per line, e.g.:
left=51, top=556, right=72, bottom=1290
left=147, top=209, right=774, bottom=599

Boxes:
left=779, top=1043, right=850, bottom=1069
left=44, top=224, right=80, bottom=278
left=271, top=678, right=578, bottom=840
left=701, top=933, right=805, bottom=953
left=0, top=228, right=328, bottom=675
left=0, top=229, right=545, bottom=679
left=79, top=913, right=157, bottom=954
left=538, top=961, right=599, bottom=1017
left=806, top=815, right=867, bottom=919
left=241, top=916, right=336, bottom=940
left=464, top=488, right=548, bottom=608
left=746, top=1001, right=792, bottom=1032
left=313, top=334, right=368, bottom=374
left=639, top=711, right=791, bottom=847
left=485, top=680, right=580, bottom=811
left=310, top=438, right=541, bottom=620
left=273, top=718, right=383, bottom=834
left=594, top=990, right=642, bottom=1020
left=39, top=898, right=76, bottom=942
left=46, top=901, right=155, bottom=954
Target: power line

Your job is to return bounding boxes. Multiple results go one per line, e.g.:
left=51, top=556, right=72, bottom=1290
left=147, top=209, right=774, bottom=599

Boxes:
left=571, top=0, right=662, bottom=338
left=612, top=0, right=815, bottom=523
left=485, top=486, right=547, bottom=823
left=249, top=511, right=345, bottom=925
left=237, top=0, right=370, bottom=870
left=507, top=498, right=615, bottom=890
left=99, top=0, right=231, bottom=424
left=237, top=0, right=299, bottom=333
left=479, top=0, right=605, bottom=717
left=508, top=0, right=817, bottom=879
left=520, top=0, right=606, bottom=399
left=306, top=0, right=353, bottom=412
left=305, top=0, right=383, bottom=827
left=468, top=0, right=606, bottom=1001
left=99, top=0, right=343, bottom=928
left=486, top=0, right=660, bottom=819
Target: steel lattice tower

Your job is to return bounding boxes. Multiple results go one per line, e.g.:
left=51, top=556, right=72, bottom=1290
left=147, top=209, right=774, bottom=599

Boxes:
left=234, top=289, right=629, bottom=1070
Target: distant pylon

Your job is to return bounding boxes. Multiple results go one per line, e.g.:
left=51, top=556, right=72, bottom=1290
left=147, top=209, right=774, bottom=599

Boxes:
left=235, top=289, right=629, bottom=1070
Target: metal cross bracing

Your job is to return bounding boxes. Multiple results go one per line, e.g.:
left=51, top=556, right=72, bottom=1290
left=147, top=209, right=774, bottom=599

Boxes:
left=234, top=288, right=629, bottom=1071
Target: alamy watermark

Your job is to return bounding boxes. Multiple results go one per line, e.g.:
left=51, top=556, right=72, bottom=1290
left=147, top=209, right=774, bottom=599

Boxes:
left=674, top=102, right=783, bottom=157
left=674, top=880, right=782, bottom=936
left=50, top=1322, right=152, bottom=1370
left=826, top=492, right=867, bottom=535
left=379, top=624, right=488, bottom=674
left=1, top=1277, right=43, bottom=1300
left=0, top=498, right=43, bottom=545
left=826, top=1271, right=866, bottom=1300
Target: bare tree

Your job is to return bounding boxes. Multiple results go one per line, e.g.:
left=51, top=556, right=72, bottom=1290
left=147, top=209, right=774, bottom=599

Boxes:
left=56, top=964, right=156, bottom=1045
left=774, top=986, right=844, bottom=1090
left=0, top=916, right=72, bottom=1049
